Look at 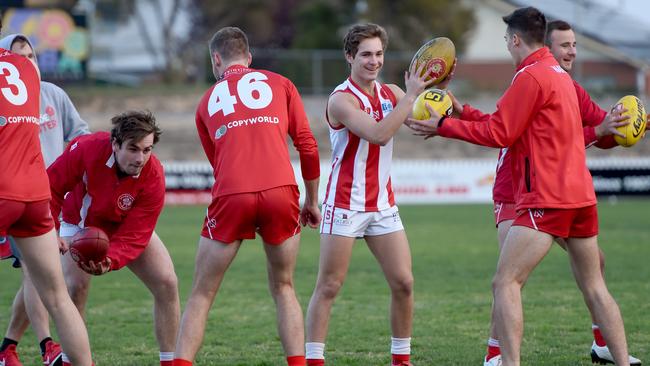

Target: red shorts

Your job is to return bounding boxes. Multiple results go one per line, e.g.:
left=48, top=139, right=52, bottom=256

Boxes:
left=201, top=185, right=301, bottom=245
left=513, top=205, right=599, bottom=238
left=0, top=199, right=54, bottom=239
left=493, top=201, right=517, bottom=227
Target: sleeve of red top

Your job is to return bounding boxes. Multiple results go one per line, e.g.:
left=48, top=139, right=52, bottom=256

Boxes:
left=286, top=81, right=320, bottom=180
left=47, top=136, right=88, bottom=231
left=195, top=105, right=216, bottom=168
left=439, top=72, right=540, bottom=148
left=107, top=169, right=165, bottom=270
left=460, top=104, right=491, bottom=122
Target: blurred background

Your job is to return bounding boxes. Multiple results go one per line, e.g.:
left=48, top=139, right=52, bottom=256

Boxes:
left=2, top=0, right=650, bottom=203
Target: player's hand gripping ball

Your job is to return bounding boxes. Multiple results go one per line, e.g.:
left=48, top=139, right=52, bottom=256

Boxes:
left=412, top=88, right=453, bottom=120
left=409, top=37, right=456, bottom=85
left=613, top=95, right=647, bottom=147
left=69, top=226, right=109, bottom=264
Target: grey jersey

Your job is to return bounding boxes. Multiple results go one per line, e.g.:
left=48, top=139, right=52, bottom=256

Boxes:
left=39, top=81, right=90, bottom=166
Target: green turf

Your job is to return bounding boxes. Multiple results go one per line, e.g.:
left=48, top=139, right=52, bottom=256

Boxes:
left=1, top=201, right=648, bottom=365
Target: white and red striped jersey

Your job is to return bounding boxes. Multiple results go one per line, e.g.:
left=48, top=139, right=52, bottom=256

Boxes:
left=323, top=78, right=397, bottom=212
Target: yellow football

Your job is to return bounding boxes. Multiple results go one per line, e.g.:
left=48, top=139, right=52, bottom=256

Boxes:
left=613, top=95, right=647, bottom=147
left=412, top=88, right=453, bottom=120
left=409, top=37, right=456, bottom=84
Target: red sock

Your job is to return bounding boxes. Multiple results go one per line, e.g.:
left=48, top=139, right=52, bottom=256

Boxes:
left=172, top=359, right=193, bottom=366
left=287, top=355, right=306, bottom=366
left=160, top=361, right=173, bottom=366
left=306, top=359, right=324, bottom=366
left=593, top=326, right=607, bottom=347
left=392, top=354, right=410, bottom=364
left=487, top=344, right=500, bottom=360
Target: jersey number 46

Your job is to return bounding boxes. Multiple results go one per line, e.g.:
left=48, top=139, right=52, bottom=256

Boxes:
left=208, top=71, right=273, bottom=117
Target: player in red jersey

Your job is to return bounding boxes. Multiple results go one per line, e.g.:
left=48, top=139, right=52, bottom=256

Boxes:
left=408, top=7, right=631, bottom=366
left=475, top=20, right=642, bottom=366
left=172, top=27, right=321, bottom=366
left=304, top=24, right=432, bottom=366
left=47, top=111, right=180, bottom=366
left=0, top=33, right=91, bottom=366
left=0, top=18, right=93, bottom=366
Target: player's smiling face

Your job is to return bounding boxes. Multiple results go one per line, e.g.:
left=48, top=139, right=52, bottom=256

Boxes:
left=347, top=37, right=384, bottom=83
left=549, top=29, right=576, bottom=72
left=112, top=133, right=155, bottom=176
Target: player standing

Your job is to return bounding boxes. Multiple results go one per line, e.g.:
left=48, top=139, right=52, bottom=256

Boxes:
left=408, top=7, right=631, bottom=366
left=172, top=27, right=321, bottom=366
left=0, top=19, right=93, bottom=366
left=0, top=33, right=90, bottom=366
left=47, top=111, right=180, bottom=366
left=304, top=23, right=432, bottom=366
left=478, top=20, right=642, bottom=366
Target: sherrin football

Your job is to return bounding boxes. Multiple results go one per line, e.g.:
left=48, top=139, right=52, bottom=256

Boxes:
left=69, top=226, right=109, bottom=264
left=412, top=88, right=453, bottom=120
left=409, top=37, right=456, bottom=85
left=614, top=95, right=647, bottom=147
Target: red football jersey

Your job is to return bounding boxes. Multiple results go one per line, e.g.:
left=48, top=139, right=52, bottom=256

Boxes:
left=439, top=48, right=596, bottom=210
left=48, top=132, right=165, bottom=270
left=195, top=65, right=319, bottom=199
left=0, top=48, right=49, bottom=201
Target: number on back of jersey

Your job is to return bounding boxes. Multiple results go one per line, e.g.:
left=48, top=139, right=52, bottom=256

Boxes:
left=208, top=71, right=273, bottom=117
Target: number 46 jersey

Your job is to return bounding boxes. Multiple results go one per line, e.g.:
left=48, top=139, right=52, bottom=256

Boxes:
left=0, top=48, right=50, bottom=202
left=195, top=65, right=320, bottom=199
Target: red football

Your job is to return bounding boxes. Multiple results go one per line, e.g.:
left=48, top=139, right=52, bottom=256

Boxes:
left=69, top=227, right=109, bottom=264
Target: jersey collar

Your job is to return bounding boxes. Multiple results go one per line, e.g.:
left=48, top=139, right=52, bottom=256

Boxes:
left=516, top=47, right=549, bottom=71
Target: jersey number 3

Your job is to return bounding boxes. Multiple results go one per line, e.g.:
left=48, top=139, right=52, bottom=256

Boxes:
left=0, top=61, right=28, bottom=106
left=207, top=71, right=273, bottom=117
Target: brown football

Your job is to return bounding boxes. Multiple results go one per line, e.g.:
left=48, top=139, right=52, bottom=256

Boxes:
left=409, top=37, right=456, bottom=85
left=69, top=226, right=109, bottom=264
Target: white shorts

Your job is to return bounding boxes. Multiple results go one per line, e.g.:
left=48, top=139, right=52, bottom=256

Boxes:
left=320, top=204, right=404, bottom=238
left=59, top=221, right=82, bottom=238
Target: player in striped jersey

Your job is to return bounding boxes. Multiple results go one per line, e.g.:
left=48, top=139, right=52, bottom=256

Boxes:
left=305, top=23, right=433, bottom=366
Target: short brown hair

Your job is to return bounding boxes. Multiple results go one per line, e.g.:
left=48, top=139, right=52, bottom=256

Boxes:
left=545, top=20, right=572, bottom=46
left=111, top=111, right=161, bottom=147
left=209, top=27, right=249, bottom=63
left=343, top=23, right=388, bottom=58
left=503, top=7, right=546, bottom=46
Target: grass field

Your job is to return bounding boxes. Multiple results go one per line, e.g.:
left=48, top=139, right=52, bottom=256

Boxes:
left=1, top=201, right=649, bottom=365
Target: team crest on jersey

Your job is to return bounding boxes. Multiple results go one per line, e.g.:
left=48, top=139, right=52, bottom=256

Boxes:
left=215, top=125, right=227, bottom=139
left=117, top=193, right=134, bottom=211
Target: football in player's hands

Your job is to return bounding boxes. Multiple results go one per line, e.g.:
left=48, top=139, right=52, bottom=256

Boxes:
left=69, top=226, right=109, bottom=264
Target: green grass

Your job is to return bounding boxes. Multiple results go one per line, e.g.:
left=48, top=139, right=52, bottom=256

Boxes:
left=1, top=201, right=649, bottom=365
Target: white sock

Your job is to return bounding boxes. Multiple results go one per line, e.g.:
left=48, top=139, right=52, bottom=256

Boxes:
left=160, top=351, right=174, bottom=361
left=305, top=342, right=325, bottom=360
left=488, top=337, right=500, bottom=347
left=61, top=352, right=70, bottom=362
left=592, top=324, right=599, bottom=330
left=391, top=337, right=411, bottom=355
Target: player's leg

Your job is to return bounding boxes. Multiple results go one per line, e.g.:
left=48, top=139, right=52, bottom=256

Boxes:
left=565, top=236, right=630, bottom=365
left=484, top=218, right=514, bottom=366
left=61, top=247, right=92, bottom=317
left=21, top=262, right=63, bottom=366
left=128, top=231, right=179, bottom=366
left=13, top=230, right=92, bottom=366
left=365, top=229, right=414, bottom=366
left=492, top=225, right=554, bottom=366
left=1, top=283, right=28, bottom=366
left=305, top=234, right=355, bottom=364
left=263, top=234, right=305, bottom=363
left=174, top=237, right=241, bottom=363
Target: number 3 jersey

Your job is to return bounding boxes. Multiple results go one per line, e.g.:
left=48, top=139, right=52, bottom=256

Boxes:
left=0, top=48, right=49, bottom=202
left=195, top=66, right=320, bottom=198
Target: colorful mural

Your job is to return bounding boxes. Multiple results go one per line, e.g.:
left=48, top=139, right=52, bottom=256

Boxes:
left=2, top=8, right=88, bottom=80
